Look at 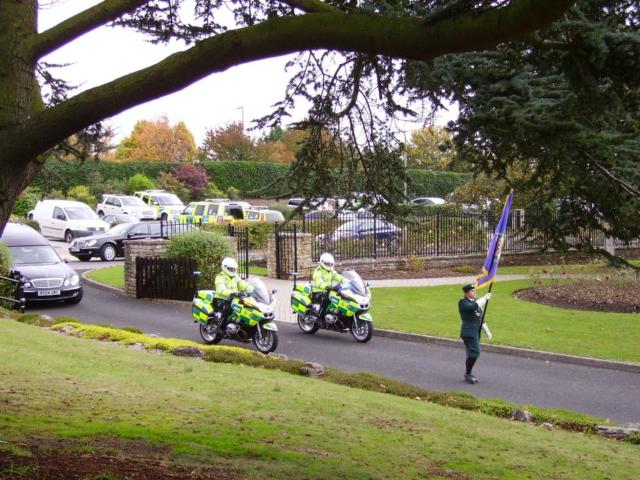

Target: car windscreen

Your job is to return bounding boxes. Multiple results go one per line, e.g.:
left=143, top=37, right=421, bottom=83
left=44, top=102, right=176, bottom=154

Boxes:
left=121, top=197, right=145, bottom=206
left=64, top=207, right=98, bottom=220
left=9, top=245, right=61, bottom=265
left=155, top=194, right=183, bottom=206
left=341, top=270, right=367, bottom=296
left=249, top=278, right=271, bottom=304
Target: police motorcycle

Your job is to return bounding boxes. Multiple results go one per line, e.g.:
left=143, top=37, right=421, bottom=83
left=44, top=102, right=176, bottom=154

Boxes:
left=291, top=270, right=374, bottom=343
left=192, top=277, right=279, bottom=353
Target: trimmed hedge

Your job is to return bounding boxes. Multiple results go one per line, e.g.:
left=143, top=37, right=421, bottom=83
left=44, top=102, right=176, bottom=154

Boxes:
left=31, top=158, right=470, bottom=199
left=406, top=169, right=471, bottom=198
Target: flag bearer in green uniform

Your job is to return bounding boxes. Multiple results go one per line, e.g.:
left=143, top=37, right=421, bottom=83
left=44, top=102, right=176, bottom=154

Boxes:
left=459, top=283, right=491, bottom=384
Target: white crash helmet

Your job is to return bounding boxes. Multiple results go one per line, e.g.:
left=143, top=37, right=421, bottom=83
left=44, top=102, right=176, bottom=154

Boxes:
left=221, top=257, right=238, bottom=277
left=319, top=252, right=335, bottom=271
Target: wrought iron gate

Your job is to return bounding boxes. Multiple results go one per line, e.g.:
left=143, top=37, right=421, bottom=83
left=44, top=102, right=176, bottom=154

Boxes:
left=225, top=225, right=249, bottom=279
left=274, top=224, right=298, bottom=279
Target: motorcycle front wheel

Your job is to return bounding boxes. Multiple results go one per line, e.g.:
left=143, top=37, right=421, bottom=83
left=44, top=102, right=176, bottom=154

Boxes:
left=200, top=322, right=222, bottom=345
left=297, top=314, right=319, bottom=334
left=351, top=317, right=373, bottom=343
left=254, top=328, right=279, bottom=354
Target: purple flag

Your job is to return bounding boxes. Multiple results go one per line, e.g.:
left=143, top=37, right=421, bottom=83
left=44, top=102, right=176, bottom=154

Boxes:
left=475, top=191, right=514, bottom=289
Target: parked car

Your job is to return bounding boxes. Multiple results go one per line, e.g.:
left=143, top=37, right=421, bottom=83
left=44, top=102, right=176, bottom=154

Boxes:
left=287, top=197, right=331, bottom=210
left=96, top=194, right=155, bottom=220
left=68, top=221, right=163, bottom=261
left=317, top=219, right=401, bottom=246
left=245, top=208, right=285, bottom=223
left=1, top=222, right=82, bottom=304
left=178, top=200, right=252, bottom=224
left=133, top=189, right=185, bottom=220
left=28, top=199, right=109, bottom=243
left=305, top=209, right=373, bottom=221
left=101, top=214, right=140, bottom=227
left=410, top=196, right=447, bottom=207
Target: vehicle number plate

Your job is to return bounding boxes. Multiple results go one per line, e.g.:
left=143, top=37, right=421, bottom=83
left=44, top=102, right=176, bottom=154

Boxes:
left=37, top=289, right=61, bottom=296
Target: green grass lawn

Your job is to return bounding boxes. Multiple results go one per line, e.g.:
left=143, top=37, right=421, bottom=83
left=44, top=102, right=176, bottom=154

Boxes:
left=371, top=280, right=640, bottom=363
left=86, top=264, right=125, bottom=288
left=1, top=318, right=638, bottom=480
left=86, top=264, right=267, bottom=289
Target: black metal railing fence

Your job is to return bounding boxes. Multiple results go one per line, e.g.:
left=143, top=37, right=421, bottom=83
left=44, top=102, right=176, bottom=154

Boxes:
left=303, top=209, right=626, bottom=262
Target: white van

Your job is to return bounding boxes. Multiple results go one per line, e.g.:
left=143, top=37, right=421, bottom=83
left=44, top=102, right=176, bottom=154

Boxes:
left=29, top=200, right=110, bottom=243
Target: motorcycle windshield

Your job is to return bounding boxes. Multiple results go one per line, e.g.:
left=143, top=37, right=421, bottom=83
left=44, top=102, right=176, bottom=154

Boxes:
left=341, top=270, right=367, bottom=296
left=249, top=278, right=271, bottom=304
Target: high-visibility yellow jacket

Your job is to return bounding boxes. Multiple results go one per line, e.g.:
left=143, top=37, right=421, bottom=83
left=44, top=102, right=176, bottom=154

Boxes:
left=214, top=272, right=253, bottom=300
left=311, top=266, right=343, bottom=293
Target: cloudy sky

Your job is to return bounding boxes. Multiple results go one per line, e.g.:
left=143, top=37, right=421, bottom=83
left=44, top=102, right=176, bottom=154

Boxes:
left=39, top=1, right=454, bottom=145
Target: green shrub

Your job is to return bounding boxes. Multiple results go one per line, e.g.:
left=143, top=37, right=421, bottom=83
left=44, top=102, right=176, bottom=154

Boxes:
left=165, top=230, right=234, bottom=287
left=206, top=181, right=226, bottom=199
left=12, top=188, right=40, bottom=217
left=0, top=242, right=15, bottom=308
left=232, top=221, right=275, bottom=249
left=67, top=185, right=96, bottom=207
left=226, top=186, right=241, bottom=200
left=127, top=173, right=155, bottom=193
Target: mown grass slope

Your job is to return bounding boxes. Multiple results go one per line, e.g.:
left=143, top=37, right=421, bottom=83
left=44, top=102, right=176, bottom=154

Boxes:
left=0, top=319, right=638, bottom=479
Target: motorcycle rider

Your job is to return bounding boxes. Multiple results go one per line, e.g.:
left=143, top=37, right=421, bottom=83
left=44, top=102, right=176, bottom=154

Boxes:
left=311, top=252, right=343, bottom=323
left=214, top=257, right=253, bottom=331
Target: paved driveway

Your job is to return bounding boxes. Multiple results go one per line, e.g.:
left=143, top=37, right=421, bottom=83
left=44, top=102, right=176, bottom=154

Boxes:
left=30, top=273, right=640, bottom=423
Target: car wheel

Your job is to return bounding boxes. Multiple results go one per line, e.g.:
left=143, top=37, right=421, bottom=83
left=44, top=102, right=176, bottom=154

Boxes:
left=161, top=212, right=168, bottom=221
left=100, top=243, right=117, bottom=261
left=98, top=210, right=105, bottom=217
left=64, top=230, right=74, bottom=243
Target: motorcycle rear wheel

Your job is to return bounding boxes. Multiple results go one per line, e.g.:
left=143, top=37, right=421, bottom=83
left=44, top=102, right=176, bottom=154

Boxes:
left=254, top=328, right=278, bottom=354
left=200, top=323, right=222, bottom=345
left=351, top=317, right=373, bottom=343
left=297, top=314, right=319, bottom=334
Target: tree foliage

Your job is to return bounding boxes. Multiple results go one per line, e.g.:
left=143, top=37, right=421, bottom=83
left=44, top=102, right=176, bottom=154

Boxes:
left=116, top=116, right=196, bottom=162
left=0, top=0, right=577, bottom=237
left=407, top=126, right=457, bottom=171
left=200, top=122, right=256, bottom=161
left=402, top=0, right=640, bottom=252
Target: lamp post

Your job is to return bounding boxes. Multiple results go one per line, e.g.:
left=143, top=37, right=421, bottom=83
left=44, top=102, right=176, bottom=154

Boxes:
left=237, top=106, right=244, bottom=132
left=402, top=132, right=408, bottom=199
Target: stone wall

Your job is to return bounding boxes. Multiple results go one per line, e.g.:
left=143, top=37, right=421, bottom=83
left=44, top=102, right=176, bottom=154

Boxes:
left=124, top=239, right=169, bottom=297
left=265, top=239, right=640, bottom=279
left=124, top=236, right=237, bottom=297
left=267, top=232, right=314, bottom=279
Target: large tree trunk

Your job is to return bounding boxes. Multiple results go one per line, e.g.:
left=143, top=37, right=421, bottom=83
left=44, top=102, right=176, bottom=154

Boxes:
left=0, top=1, right=40, bottom=235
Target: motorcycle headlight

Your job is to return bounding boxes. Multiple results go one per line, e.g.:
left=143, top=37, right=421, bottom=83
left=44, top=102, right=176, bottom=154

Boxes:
left=85, top=239, right=97, bottom=247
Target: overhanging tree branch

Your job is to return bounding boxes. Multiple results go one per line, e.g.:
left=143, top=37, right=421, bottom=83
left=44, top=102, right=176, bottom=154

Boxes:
left=5, top=0, right=576, bottom=161
left=31, top=0, right=148, bottom=59
left=278, top=0, right=339, bottom=14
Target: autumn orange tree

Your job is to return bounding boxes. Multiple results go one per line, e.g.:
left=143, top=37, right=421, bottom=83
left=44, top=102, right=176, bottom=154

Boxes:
left=0, top=0, right=577, bottom=234
left=115, top=116, right=196, bottom=163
